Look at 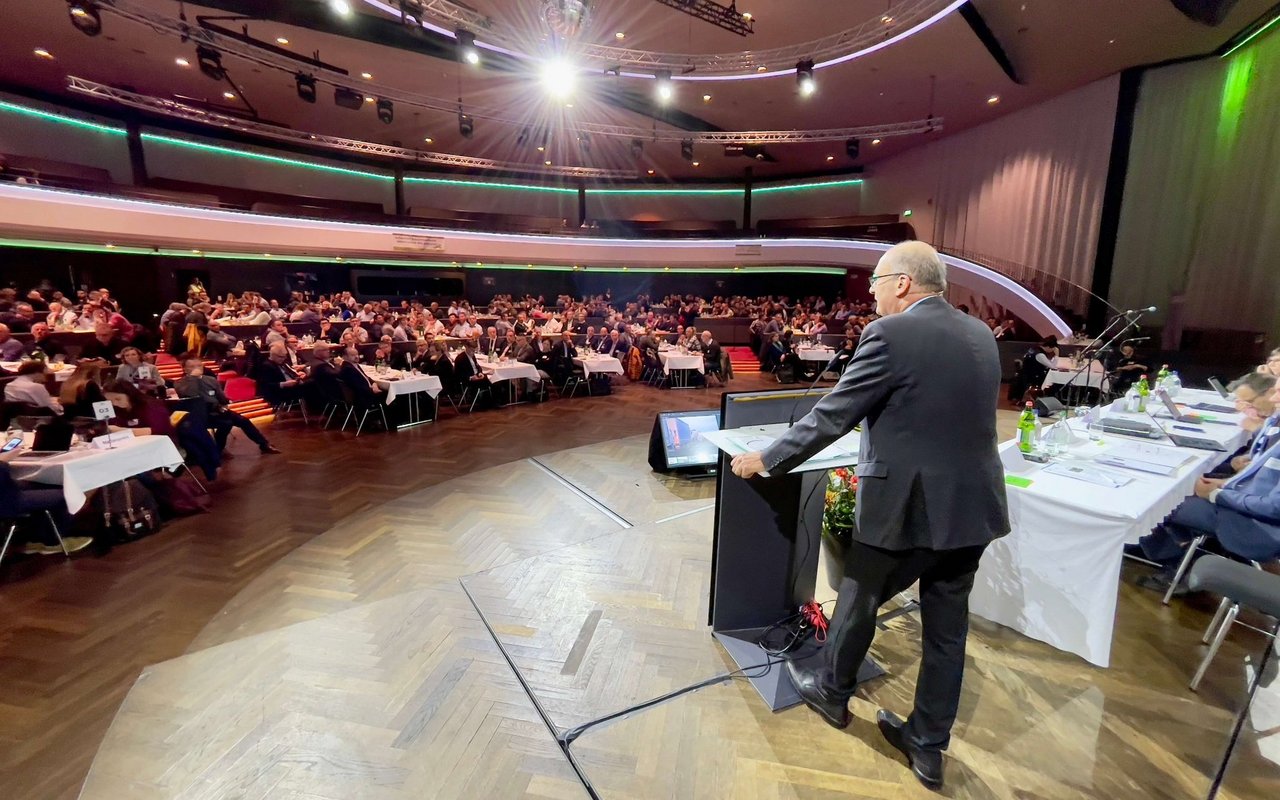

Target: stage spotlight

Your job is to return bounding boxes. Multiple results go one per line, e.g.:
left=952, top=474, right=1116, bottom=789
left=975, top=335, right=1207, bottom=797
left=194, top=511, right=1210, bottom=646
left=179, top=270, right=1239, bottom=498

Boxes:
left=67, top=2, right=102, bottom=36
left=196, top=46, right=225, bottom=81
left=845, top=138, right=860, bottom=160
left=333, top=86, right=364, bottom=110
left=540, top=57, right=577, bottom=100
left=680, top=139, right=694, bottom=162
left=376, top=98, right=393, bottom=124
left=458, top=111, right=474, bottom=138
left=655, top=71, right=674, bottom=104
left=329, top=0, right=352, bottom=16
left=456, top=30, right=480, bottom=65
left=796, top=60, right=816, bottom=97
left=295, top=73, right=317, bottom=103
left=630, top=138, right=644, bottom=158
left=516, top=126, right=530, bottom=146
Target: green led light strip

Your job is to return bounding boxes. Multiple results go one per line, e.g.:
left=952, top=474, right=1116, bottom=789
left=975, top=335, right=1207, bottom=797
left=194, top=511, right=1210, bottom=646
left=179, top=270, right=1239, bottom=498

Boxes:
left=403, top=175, right=577, bottom=194
left=140, top=132, right=395, bottom=182
left=0, top=237, right=845, bottom=275
left=0, top=98, right=866, bottom=197
left=1221, top=12, right=1280, bottom=58
left=0, top=98, right=125, bottom=135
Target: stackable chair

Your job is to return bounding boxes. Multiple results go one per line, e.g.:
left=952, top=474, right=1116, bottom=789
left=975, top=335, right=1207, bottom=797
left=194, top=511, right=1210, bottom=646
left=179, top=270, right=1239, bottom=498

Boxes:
left=1186, top=555, right=1279, bottom=691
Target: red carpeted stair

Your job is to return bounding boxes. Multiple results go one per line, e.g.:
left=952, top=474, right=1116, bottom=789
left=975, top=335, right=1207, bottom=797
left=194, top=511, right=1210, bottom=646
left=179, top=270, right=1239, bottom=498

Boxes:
left=726, top=346, right=761, bottom=373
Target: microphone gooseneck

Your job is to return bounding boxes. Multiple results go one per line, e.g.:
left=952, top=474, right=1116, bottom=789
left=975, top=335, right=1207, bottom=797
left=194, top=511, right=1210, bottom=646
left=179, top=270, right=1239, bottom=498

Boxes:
left=787, top=352, right=850, bottom=427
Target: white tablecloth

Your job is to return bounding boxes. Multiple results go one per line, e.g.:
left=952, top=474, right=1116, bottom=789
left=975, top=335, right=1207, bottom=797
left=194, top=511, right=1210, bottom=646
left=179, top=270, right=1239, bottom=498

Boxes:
left=796, top=348, right=836, bottom=362
left=575, top=356, right=624, bottom=376
left=361, top=367, right=442, bottom=405
left=658, top=350, right=705, bottom=374
left=477, top=358, right=542, bottom=384
left=9, top=435, right=185, bottom=513
left=1043, top=356, right=1107, bottom=390
left=969, top=421, right=1235, bottom=667
left=2, top=362, right=75, bottom=381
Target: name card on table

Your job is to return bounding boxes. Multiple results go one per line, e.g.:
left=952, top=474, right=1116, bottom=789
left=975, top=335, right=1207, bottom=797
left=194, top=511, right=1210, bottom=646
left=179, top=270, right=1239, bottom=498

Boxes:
left=92, top=400, right=115, bottom=421
left=92, top=430, right=135, bottom=449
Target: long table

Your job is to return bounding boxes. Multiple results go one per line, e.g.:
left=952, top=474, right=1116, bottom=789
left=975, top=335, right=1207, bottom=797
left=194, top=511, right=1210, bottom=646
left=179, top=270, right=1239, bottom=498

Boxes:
left=8, top=434, right=185, bottom=513
left=968, top=394, right=1248, bottom=667
left=361, top=366, right=442, bottom=428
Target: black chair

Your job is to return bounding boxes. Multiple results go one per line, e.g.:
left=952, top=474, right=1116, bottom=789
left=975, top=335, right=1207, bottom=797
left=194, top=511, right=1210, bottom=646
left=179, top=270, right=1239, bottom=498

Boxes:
left=1186, top=555, right=1279, bottom=691
left=0, top=463, right=70, bottom=568
left=339, top=384, right=390, bottom=436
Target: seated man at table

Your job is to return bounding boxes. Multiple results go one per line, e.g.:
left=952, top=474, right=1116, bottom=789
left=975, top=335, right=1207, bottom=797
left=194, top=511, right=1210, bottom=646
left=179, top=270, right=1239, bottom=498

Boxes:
left=495, top=329, right=519, bottom=360
left=306, top=343, right=342, bottom=411
left=479, top=326, right=502, bottom=357
left=1107, top=342, right=1148, bottom=396
left=337, top=346, right=391, bottom=415
left=0, top=322, right=26, bottom=361
left=550, top=331, right=577, bottom=385
left=599, top=329, right=629, bottom=360
left=253, top=343, right=304, bottom=407
left=453, top=342, right=493, bottom=405
left=701, top=330, right=723, bottom=386
left=583, top=326, right=603, bottom=351
left=1130, top=438, right=1280, bottom=594
left=77, top=322, right=129, bottom=364
left=4, top=361, right=63, bottom=414
left=263, top=318, right=289, bottom=348
left=0, top=461, right=93, bottom=555
left=203, top=319, right=238, bottom=361
left=22, top=322, right=66, bottom=361
left=175, top=356, right=281, bottom=456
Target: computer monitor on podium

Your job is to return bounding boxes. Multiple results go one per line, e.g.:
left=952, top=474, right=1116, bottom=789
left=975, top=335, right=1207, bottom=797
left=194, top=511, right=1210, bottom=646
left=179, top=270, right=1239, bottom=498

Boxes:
left=648, top=409, right=721, bottom=476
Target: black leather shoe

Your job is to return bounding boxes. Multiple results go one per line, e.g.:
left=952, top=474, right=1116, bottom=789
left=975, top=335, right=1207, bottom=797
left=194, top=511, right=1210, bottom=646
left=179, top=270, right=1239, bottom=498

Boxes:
left=877, top=709, right=944, bottom=791
left=784, top=659, right=849, bottom=729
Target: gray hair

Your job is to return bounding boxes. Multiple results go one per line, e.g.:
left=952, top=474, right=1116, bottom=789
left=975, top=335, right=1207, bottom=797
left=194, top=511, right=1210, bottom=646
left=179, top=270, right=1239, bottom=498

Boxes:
left=881, top=240, right=947, bottom=293
left=1229, top=371, right=1276, bottom=395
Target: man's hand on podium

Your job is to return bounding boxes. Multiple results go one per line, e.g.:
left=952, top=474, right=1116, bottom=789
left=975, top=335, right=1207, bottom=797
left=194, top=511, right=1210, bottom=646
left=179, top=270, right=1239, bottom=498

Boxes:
left=731, top=451, right=766, bottom=478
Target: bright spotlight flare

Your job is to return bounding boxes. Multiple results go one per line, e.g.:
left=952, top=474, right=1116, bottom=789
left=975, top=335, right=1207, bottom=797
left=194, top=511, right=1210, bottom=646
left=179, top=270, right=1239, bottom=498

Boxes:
left=329, top=0, right=352, bottom=16
left=456, top=29, right=480, bottom=65
left=655, top=71, right=674, bottom=103
left=540, top=57, right=578, bottom=100
left=796, top=59, right=816, bottom=96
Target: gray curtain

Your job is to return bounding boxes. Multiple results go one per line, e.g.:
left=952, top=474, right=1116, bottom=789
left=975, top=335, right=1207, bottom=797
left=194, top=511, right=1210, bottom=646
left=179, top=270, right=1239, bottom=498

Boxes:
left=1110, top=32, right=1280, bottom=342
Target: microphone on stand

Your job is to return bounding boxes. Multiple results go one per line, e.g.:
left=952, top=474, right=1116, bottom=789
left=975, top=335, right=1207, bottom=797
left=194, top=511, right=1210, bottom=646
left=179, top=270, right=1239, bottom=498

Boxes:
left=1121, top=336, right=1151, bottom=344
left=1123, top=306, right=1158, bottom=315
left=787, top=352, right=851, bottom=427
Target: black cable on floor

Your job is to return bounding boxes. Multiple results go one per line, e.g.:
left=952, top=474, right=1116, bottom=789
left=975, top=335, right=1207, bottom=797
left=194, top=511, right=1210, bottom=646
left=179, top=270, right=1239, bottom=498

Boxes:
left=559, top=657, right=783, bottom=747
left=1206, top=621, right=1279, bottom=799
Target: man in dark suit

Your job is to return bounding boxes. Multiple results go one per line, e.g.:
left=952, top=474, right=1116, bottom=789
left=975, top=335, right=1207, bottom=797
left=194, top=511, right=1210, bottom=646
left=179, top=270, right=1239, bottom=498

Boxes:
left=495, top=330, right=519, bottom=360
left=550, top=331, right=577, bottom=384
left=252, top=343, right=304, bottom=406
left=731, top=241, right=1009, bottom=791
left=175, top=357, right=281, bottom=455
left=479, top=326, right=502, bottom=358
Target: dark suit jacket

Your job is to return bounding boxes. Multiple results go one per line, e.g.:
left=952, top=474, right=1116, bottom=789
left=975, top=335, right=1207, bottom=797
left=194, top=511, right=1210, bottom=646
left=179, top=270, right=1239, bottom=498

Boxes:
left=480, top=336, right=502, bottom=357
left=175, top=374, right=228, bottom=409
left=337, top=360, right=379, bottom=406
left=252, top=360, right=298, bottom=404
left=453, top=352, right=487, bottom=383
left=762, top=296, right=1009, bottom=551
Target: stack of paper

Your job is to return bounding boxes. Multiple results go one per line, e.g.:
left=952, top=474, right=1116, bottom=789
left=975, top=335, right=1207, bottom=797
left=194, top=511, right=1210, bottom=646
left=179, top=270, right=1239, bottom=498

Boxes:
left=1094, top=443, right=1193, bottom=475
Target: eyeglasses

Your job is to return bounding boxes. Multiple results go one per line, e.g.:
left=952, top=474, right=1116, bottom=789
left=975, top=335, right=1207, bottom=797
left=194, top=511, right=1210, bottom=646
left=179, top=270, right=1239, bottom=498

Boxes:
left=868, top=272, right=906, bottom=287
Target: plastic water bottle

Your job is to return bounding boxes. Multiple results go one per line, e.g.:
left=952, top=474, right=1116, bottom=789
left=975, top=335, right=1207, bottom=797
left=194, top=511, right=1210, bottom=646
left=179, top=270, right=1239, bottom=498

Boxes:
left=1045, top=413, right=1072, bottom=456
left=1017, top=402, right=1038, bottom=454
left=1136, top=375, right=1151, bottom=412
left=1166, top=371, right=1183, bottom=398
left=1125, top=385, right=1141, bottom=413
left=1156, top=364, right=1171, bottom=389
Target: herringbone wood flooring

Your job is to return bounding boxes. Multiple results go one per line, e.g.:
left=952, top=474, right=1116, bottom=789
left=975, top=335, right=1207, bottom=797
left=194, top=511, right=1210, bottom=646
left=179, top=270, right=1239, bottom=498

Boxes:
left=3, top=374, right=1277, bottom=799
left=0, top=374, right=773, bottom=800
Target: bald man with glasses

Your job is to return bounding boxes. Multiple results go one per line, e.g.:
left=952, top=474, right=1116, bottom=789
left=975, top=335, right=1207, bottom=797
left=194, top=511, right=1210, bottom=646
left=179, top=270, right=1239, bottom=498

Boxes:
left=731, top=241, right=1009, bottom=791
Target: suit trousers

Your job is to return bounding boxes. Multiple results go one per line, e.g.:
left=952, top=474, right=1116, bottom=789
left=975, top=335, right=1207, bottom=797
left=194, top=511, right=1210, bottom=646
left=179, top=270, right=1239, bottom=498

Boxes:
left=819, top=539, right=987, bottom=752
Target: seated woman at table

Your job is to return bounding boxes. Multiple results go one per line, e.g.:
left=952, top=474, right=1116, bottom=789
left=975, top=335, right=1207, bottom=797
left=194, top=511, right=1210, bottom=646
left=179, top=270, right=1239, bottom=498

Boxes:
left=59, top=361, right=107, bottom=419
left=805, top=315, right=828, bottom=336
left=4, top=361, right=64, bottom=416
left=116, top=347, right=164, bottom=396
left=102, top=379, right=221, bottom=482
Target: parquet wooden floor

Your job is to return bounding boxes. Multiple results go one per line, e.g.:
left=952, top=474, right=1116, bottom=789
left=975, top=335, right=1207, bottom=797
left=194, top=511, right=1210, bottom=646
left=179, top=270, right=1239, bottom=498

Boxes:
left=0, top=374, right=774, bottom=800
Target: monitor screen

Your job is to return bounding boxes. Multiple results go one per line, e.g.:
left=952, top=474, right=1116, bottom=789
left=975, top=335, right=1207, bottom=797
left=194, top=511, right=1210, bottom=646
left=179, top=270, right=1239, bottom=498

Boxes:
left=657, top=409, right=722, bottom=469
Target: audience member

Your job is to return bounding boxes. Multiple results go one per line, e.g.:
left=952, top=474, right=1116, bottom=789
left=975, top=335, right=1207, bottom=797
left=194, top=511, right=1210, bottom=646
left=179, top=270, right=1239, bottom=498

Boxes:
left=175, top=356, right=281, bottom=455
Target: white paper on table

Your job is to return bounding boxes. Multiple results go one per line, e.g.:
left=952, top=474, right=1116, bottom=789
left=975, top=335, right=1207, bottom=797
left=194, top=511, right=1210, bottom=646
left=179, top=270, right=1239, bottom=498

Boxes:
left=1095, top=443, right=1193, bottom=475
left=1043, top=462, right=1133, bottom=488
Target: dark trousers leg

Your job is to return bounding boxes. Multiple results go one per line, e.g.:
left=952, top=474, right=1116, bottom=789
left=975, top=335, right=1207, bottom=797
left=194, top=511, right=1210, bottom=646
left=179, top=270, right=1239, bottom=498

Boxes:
left=822, top=542, right=930, bottom=698
left=212, top=410, right=270, bottom=450
left=902, top=544, right=987, bottom=752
